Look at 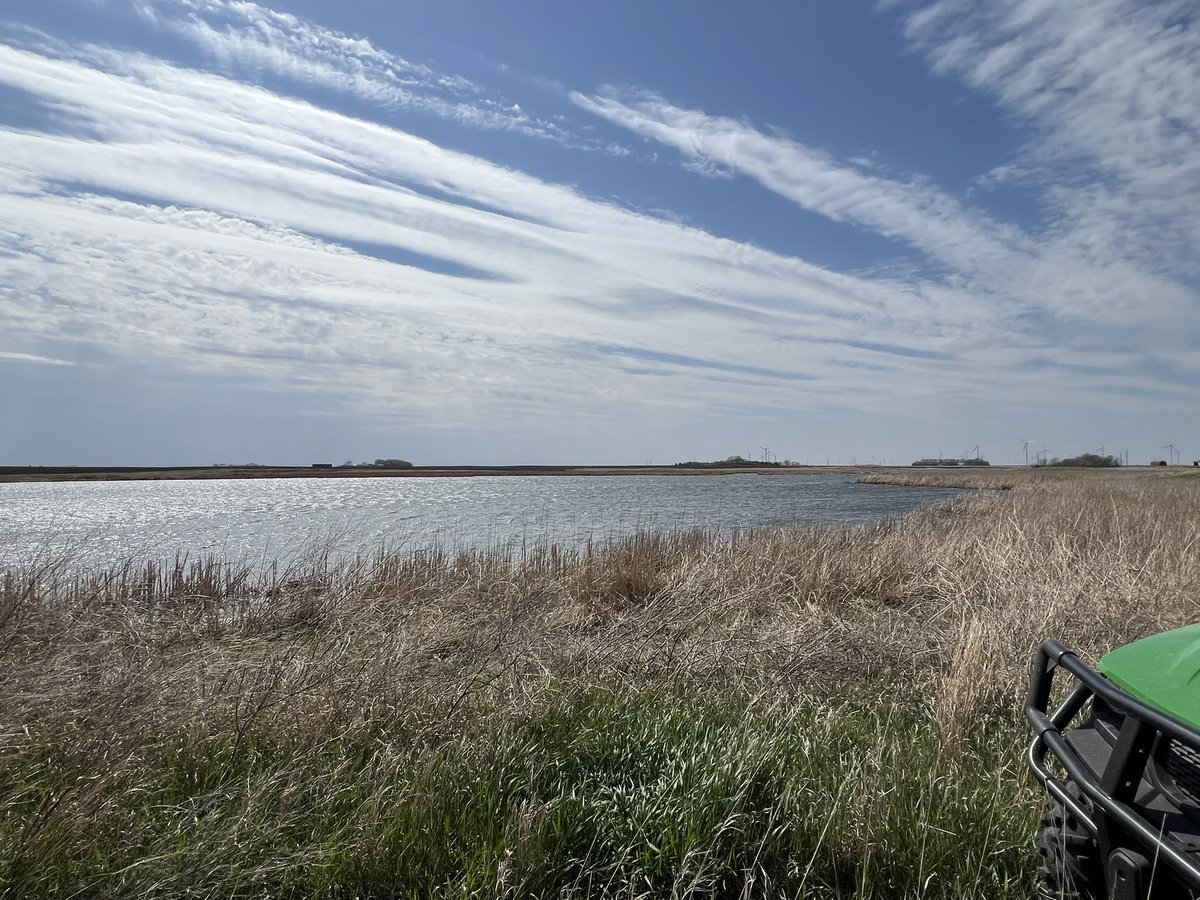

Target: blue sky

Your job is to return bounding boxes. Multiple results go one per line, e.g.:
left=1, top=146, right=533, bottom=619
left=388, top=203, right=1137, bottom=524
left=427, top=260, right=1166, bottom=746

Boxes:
left=1, top=0, right=1197, bottom=466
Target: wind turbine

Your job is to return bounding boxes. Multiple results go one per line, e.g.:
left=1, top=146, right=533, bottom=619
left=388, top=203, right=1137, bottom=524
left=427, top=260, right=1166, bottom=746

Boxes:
left=1020, top=438, right=1032, bottom=467
left=1162, top=444, right=1180, bottom=465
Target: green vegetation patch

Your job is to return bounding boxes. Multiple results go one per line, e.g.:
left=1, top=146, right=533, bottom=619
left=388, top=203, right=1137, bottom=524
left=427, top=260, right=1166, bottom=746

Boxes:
left=0, top=687, right=1038, bottom=899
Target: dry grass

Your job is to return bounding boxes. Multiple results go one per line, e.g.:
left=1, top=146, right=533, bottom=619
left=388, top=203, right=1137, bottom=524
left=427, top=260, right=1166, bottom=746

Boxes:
left=856, top=463, right=1191, bottom=491
left=2, top=469, right=1199, bottom=896
left=857, top=469, right=1022, bottom=490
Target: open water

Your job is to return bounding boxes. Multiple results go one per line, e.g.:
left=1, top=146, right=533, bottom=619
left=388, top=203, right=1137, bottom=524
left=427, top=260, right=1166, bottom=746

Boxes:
left=0, top=474, right=963, bottom=570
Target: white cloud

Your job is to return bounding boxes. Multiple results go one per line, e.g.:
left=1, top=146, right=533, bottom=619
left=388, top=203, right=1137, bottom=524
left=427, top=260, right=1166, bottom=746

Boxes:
left=0, top=44, right=972, bottom=424
left=572, top=88, right=1034, bottom=285
left=0, top=29, right=1192, bottom=451
left=681, top=158, right=736, bottom=181
left=0, top=350, right=76, bottom=366
left=897, top=0, right=1200, bottom=279
left=570, top=10, right=1200, bottom=362
left=120, top=0, right=622, bottom=152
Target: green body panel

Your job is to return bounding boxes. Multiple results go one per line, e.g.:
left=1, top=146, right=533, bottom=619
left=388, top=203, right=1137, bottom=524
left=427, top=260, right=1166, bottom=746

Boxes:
left=1099, top=623, right=1200, bottom=730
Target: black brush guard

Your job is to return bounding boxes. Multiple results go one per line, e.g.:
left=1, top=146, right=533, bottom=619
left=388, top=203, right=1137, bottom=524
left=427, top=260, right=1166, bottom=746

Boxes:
left=1027, top=639, right=1200, bottom=894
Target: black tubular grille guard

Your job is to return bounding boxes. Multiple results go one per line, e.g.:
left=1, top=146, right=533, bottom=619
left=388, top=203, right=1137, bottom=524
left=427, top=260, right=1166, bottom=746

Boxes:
left=1025, top=638, right=1200, bottom=889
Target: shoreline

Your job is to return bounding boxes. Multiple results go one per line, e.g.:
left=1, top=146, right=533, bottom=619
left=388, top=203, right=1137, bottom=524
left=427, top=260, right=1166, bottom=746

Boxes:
left=0, top=463, right=885, bottom=483
left=1, top=462, right=1176, bottom=486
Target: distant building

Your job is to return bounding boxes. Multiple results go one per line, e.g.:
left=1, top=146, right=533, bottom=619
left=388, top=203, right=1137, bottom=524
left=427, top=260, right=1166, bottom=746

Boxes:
left=1151, top=460, right=1168, bottom=467
left=312, top=463, right=334, bottom=469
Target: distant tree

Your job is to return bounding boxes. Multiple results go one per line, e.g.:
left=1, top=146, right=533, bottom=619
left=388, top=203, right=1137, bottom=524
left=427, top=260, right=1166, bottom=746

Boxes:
left=674, top=456, right=779, bottom=468
left=373, top=458, right=414, bottom=469
left=1050, top=453, right=1121, bottom=468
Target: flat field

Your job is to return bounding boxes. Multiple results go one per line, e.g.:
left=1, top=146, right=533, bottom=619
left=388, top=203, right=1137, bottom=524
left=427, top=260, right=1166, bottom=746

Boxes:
left=2, top=467, right=1198, bottom=897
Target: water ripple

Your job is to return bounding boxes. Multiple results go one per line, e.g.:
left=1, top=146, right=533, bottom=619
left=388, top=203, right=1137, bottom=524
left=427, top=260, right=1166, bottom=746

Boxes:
left=0, top=474, right=961, bottom=570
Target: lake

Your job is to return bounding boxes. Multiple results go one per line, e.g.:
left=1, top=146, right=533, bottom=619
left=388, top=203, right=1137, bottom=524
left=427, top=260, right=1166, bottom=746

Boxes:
left=0, top=474, right=962, bottom=570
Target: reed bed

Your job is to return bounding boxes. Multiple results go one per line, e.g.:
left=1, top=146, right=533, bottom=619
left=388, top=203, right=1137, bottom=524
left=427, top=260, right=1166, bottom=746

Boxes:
left=2, top=470, right=1199, bottom=897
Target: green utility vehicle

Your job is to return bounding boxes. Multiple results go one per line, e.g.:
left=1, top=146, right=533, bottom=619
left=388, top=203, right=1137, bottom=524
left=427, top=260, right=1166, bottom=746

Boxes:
left=1027, top=625, right=1200, bottom=899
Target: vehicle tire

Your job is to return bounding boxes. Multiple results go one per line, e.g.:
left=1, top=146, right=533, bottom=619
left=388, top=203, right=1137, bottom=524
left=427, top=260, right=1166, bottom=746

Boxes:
left=1036, top=783, right=1104, bottom=899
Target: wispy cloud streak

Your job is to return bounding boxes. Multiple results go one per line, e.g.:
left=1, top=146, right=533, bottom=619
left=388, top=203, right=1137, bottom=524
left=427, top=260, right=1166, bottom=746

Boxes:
left=0, top=41, right=997, bottom=428
left=897, top=0, right=1200, bottom=277
left=572, top=88, right=1033, bottom=283
left=572, top=18, right=1200, bottom=355
left=122, top=0, right=623, bottom=151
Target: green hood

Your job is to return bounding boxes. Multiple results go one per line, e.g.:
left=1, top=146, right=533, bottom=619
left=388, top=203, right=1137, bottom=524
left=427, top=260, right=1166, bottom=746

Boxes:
left=1100, top=623, right=1200, bottom=730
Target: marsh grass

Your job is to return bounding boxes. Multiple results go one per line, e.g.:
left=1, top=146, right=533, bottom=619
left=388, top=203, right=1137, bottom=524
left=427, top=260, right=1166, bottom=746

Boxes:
left=2, top=469, right=1199, bottom=897
left=0, top=688, right=1034, bottom=899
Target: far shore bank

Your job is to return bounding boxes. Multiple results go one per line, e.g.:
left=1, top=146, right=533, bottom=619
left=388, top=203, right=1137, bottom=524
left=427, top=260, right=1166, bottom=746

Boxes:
left=0, top=462, right=1183, bottom=485
left=0, top=463, right=889, bottom=483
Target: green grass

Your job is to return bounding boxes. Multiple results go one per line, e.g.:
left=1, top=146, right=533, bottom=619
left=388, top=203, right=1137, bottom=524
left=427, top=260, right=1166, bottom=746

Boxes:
left=0, top=686, right=1038, bottom=899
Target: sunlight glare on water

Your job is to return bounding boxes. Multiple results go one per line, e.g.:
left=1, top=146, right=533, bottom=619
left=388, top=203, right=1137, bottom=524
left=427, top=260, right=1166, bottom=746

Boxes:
left=0, top=474, right=962, bottom=570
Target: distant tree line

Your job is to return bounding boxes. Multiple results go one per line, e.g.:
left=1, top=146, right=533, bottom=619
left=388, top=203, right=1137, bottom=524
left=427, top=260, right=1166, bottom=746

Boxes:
left=1048, top=453, right=1121, bottom=468
left=674, top=456, right=782, bottom=469
left=339, top=459, right=414, bottom=469
left=912, top=458, right=990, bottom=467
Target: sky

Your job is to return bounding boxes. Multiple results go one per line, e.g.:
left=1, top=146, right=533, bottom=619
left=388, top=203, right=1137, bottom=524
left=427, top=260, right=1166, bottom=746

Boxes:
left=0, top=1, right=1197, bottom=467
